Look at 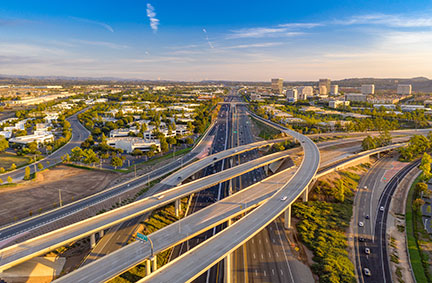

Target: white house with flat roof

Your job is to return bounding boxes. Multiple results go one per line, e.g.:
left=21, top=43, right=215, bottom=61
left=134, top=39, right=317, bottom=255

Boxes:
left=9, top=132, right=54, bottom=145
left=107, top=137, right=160, bottom=153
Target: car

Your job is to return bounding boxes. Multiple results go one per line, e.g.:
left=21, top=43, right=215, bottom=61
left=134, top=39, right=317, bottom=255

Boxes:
left=156, top=195, right=165, bottom=200
left=213, top=157, right=217, bottom=160
left=363, top=268, right=371, bottom=276
left=281, top=196, right=288, bottom=201
left=365, top=215, right=370, bottom=219
left=253, top=178, right=257, bottom=182
left=359, top=237, right=366, bottom=242
left=363, top=185, right=368, bottom=189
left=177, top=176, right=182, bottom=180
left=365, top=248, right=371, bottom=254
left=359, top=221, right=364, bottom=227
left=380, top=206, right=385, bottom=212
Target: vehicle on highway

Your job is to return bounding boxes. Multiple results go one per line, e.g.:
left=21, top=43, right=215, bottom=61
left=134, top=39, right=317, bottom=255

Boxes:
left=359, top=221, right=364, bottom=227
left=213, top=157, right=217, bottom=160
left=365, top=248, right=371, bottom=254
left=365, top=215, right=370, bottom=219
left=280, top=196, right=287, bottom=201
left=156, top=195, right=165, bottom=200
left=253, top=178, right=256, bottom=182
left=363, top=268, right=371, bottom=276
left=380, top=206, right=385, bottom=211
left=359, top=237, right=366, bottom=242
left=364, top=185, right=368, bottom=189
left=177, top=176, right=182, bottom=180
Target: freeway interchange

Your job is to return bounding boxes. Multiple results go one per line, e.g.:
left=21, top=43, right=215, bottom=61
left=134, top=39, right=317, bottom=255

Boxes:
left=0, top=96, right=428, bottom=283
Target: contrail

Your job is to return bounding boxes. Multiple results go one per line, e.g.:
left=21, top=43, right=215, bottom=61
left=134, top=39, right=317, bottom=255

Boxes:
left=203, top=28, right=214, bottom=49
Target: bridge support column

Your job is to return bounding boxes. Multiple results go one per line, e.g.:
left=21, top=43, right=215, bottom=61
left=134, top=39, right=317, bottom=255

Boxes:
left=377, top=152, right=380, bottom=159
left=224, top=252, right=232, bottom=283
left=99, top=230, right=104, bottom=237
left=302, top=188, right=308, bottom=202
left=90, top=233, right=96, bottom=248
left=264, top=165, right=269, bottom=175
left=229, top=179, right=233, bottom=196
left=175, top=199, right=181, bottom=217
left=151, top=256, right=157, bottom=272
left=284, top=205, right=291, bottom=229
left=145, top=259, right=151, bottom=276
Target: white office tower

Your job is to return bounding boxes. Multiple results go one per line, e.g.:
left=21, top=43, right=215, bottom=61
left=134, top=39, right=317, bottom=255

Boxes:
left=330, top=85, right=339, bottom=95
left=361, top=84, right=375, bottom=95
left=397, top=84, right=412, bottom=95
left=286, top=88, right=298, bottom=102
left=297, top=86, right=313, bottom=100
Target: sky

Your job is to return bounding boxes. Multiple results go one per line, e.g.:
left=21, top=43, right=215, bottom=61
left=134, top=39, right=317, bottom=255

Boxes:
left=1, top=0, right=432, bottom=81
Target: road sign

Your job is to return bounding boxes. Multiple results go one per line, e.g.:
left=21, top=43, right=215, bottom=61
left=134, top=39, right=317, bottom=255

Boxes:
left=137, top=233, right=148, bottom=242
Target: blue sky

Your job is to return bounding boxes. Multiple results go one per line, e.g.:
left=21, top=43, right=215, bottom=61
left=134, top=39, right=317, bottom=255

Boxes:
left=1, top=0, right=432, bottom=81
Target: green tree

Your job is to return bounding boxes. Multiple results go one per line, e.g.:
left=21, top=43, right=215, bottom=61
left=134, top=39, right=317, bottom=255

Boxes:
left=10, top=163, right=16, bottom=171
left=0, top=178, right=2, bottom=184
left=111, top=156, right=123, bottom=169
left=38, top=163, right=44, bottom=170
left=0, top=136, right=9, bottom=152
left=0, top=167, right=5, bottom=173
left=413, top=198, right=425, bottom=211
left=24, top=166, right=31, bottom=180
left=362, top=136, right=376, bottom=150
left=7, top=176, right=13, bottom=183
left=185, top=137, right=194, bottom=145
left=419, top=152, right=432, bottom=181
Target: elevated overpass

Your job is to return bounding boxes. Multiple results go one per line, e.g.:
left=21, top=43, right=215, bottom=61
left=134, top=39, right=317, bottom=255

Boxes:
left=0, top=139, right=292, bottom=272
left=54, top=138, right=405, bottom=283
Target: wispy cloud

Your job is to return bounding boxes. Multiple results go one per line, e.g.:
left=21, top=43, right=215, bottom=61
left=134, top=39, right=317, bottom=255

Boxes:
left=278, top=23, right=322, bottom=28
left=202, top=28, right=214, bottom=49
left=225, top=42, right=282, bottom=49
left=71, top=39, right=128, bottom=49
left=336, top=14, right=432, bottom=28
left=146, top=3, right=159, bottom=32
left=227, top=27, right=304, bottom=39
left=70, top=16, right=114, bottom=32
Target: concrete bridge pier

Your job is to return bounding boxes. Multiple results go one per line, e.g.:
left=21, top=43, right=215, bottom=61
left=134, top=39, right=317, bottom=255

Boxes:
left=90, top=233, right=96, bottom=248
left=175, top=199, right=181, bottom=217
left=99, top=230, right=104, bottom=237
left=302, top=188, right=308, bottom=202
left=224, top=218, right=232, bottom=283
left=145, top=259, right=151, bottom=276
left=284, top=205, right=291, bottom=229
left=151, top=256, right=157, bottom=272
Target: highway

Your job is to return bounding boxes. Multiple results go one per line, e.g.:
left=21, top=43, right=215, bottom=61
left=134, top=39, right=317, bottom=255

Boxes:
left=0, top=118, right=215, bottom=244
left=355, top=157, right=420, bottom=283
left=0, top=133, right=292, bottom=271
left=143, top=112, right=321, bottom=282
left=0, top=117, right=287, bottom=245
left=0, top=108, right=90, bottom=182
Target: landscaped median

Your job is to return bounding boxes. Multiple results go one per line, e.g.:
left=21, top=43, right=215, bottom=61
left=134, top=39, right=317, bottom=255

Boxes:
left=406, top=174, right=432, bottom=282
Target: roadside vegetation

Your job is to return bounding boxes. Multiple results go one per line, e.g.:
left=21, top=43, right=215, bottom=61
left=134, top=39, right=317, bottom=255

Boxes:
left=293, top=167, right=367, bottom=283
left=405, top=153, right=432, bottom=282
left=399, top=133, right=432, bottom=161
left=361, top=130, right=392, bottom=150
left=249, top=115, right=282, bottom=140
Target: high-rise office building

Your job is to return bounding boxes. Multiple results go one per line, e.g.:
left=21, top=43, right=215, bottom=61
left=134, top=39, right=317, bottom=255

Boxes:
left=271, top=78, right=284, bottom=94
left=286, top=88, right=298, bottom=102
left=319, top=85, right=328, bottom=95
left=330, top=85, right=339, bottom=95
left=319, top=79, right=331, bottom=95
left=397, top=84, right=412, bottom=95
left=297, top=86, right=313, bottom=98
left=361, top=84, right=375, bottom=95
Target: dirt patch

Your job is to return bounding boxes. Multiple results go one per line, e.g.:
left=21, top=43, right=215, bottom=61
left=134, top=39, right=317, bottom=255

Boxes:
left=0, top=165, right=118, bottom=226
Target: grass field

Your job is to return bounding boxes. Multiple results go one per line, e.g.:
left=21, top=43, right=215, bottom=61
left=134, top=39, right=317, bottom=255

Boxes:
left=406, top=175, right=431, bottom=282
left=250, top=116, right=281, bottom=140
left=0, top=152, right=30, bottom=170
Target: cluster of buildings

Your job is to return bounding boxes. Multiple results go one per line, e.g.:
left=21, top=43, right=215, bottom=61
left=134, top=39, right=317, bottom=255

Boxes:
left=0, top=117, right=55, bottom=146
